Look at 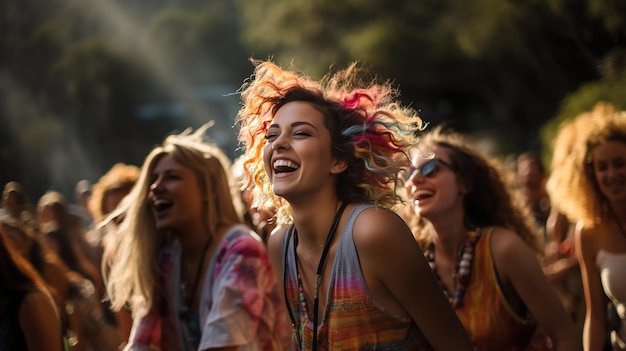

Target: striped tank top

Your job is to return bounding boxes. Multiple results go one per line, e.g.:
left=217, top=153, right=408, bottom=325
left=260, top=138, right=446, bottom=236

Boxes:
left=282, top=203, right=433, bottom=350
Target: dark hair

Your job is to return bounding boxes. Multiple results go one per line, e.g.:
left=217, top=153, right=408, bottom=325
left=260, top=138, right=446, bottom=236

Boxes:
left=412, top=126, right=542, bottom=252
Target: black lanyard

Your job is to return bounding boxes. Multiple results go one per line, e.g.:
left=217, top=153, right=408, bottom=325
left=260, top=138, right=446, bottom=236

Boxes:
left=283, top=202, right=349, bottom=350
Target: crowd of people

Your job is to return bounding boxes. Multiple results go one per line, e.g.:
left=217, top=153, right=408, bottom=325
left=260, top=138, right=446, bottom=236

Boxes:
left=1, top=59, right=624, bottom=350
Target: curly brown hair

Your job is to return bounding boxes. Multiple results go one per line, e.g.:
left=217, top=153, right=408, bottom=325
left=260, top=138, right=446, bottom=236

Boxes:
left=403, top=126, right=542, bottom=253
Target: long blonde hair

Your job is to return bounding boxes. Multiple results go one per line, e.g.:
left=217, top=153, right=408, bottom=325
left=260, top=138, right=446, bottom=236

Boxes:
left=105, top=124, right=243, bottom=314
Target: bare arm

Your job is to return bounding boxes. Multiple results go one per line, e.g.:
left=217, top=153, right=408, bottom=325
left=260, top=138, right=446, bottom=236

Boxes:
left=20, top=290, right=63, bottom=351
left=354, top=208, right=472, bottom=350
left=547, top=209, right=570, bottom=245
left=493, top=227, right=582, bottom=351
left=575, top=222, right=607, bottom=351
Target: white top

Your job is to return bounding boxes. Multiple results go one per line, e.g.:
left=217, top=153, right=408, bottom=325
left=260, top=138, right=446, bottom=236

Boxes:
left=597, top=249, right=626, bottom=347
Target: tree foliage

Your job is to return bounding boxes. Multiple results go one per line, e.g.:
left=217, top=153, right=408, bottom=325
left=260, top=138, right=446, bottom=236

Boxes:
left=1, top=0, right=625, bottom=200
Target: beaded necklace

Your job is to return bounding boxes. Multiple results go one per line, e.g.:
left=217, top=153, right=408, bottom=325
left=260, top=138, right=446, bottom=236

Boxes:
left=425, top=228, right=482, bottom=309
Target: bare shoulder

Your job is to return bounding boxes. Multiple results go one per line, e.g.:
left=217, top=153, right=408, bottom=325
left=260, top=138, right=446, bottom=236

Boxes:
left=489, top=226, right=529, bottom=252
left=352, top=206, right=414, bottom=251
left=20, top=290, right=58, bottom=320
left=489, top=226, right=538, bottom=270
left=575, top=221, right=603, bottom=257
left=267, top=225, right=288, bottom=253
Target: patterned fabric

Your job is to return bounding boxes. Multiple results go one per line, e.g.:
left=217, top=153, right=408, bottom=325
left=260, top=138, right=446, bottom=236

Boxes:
left=283, top=203, right=433, bottom=350
left=454, top=229, right=540, bottom=350
left=125, top=224, right=292, bottom=351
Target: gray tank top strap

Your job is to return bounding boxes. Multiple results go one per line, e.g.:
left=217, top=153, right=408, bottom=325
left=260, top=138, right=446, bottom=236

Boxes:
left=282, top=204, right=375, bottom=279
left=332, top=203, right=374, bottom=277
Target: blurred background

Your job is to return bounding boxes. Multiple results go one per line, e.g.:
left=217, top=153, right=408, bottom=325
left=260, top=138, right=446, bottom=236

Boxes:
left=1, top=0, right=626, bottom=202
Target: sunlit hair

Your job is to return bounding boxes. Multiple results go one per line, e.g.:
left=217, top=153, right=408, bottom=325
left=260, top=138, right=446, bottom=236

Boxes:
left=404, top=126, right=542, bottom=253
left=105, top=123, right=244, bottom=314
left=88, top=163, right=140, bottom=223
left=236, top=60, right=422, bottom=226
left=547, top=102, right=626, bottom=226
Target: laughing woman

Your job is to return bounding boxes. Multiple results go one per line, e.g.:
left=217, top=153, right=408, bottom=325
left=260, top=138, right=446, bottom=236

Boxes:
left=104, top=125, right=292, bottom=350
left=236, top=60, right=472, bottom=350
left=547, top=104, right=626, bottom=351
left=403, top=126, right=581, bottom=350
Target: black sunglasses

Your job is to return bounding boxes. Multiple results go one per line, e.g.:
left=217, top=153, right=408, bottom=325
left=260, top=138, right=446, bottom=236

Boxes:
left=406, top=158, right=456, bottom=179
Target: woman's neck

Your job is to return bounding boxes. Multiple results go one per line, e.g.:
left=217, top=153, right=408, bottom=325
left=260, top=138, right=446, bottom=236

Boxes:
left=607, top=200, right=626, bottom=234
left=609, top=199, right=626, bottom=218
left=430, top=218, right=470, bottom=260
left=178, top=224, right=225, bottom=261
left=291, top=198, right=342, bottom=249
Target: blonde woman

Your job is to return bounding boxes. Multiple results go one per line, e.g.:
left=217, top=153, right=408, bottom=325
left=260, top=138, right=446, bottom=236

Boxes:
left=105, top=125, right=291, bottom=350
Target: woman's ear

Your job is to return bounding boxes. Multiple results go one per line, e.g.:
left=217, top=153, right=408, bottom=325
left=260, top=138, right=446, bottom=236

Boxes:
left=459, top=178, right=472, bottom=195
left=330, top=160, right=348, bottom=175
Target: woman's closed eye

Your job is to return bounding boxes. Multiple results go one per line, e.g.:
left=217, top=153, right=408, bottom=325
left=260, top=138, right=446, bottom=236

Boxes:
left=265, top=130, right=311, bottom=141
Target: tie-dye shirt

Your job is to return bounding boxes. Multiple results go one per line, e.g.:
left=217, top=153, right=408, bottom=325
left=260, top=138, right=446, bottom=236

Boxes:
left=125, top=224, right=293, bottom=351
left=282, top=204, right=433, bottom=350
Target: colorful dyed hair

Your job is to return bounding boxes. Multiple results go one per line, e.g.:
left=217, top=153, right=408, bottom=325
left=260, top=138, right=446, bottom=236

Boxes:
left=547, top=102, right=626, bottom=226
left=235, top=60, right=423, bottom=226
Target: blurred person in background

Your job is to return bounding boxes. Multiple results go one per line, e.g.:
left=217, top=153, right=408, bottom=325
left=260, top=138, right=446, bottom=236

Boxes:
left=516, top=150, right=551, bottom=242
left=37, top=191, right=102, bottom=294
left=105, top=124, right=291, bottom=350
left=0, top=221, right=64, bottom=351
left=1, top=180, right=37, bottom=229
left=73, top=179, right=94, bottom=229
left=547, top=103, right=626, bottom=351
left=1, top=210, right=123, bottom=351
left=37, top=190, right=121, bottom=349
left=402, top=126, right=581, bottom=350
left=86, top=162, right=140, bottom=343
left=87, top=162, right=140, bottom=264
left=543, top=116, right=590, bottom=336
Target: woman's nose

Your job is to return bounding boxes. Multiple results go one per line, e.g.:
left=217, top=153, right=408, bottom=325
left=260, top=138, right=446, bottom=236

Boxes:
left=271, top=135, right=289, bottom=151
left=407, top=169, right=425, bottom=185
left=150, top=177, right=164, bottom=192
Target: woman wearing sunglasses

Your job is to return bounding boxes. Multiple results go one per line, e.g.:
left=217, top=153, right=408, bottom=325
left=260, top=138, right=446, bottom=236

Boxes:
left=402, top=126, right=581, bottom=350
left=236, top=60, right=472, bottom=350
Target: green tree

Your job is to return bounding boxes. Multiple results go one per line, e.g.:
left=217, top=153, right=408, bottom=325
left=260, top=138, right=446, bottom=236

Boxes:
left=236, top=0, right=624, bottom=153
